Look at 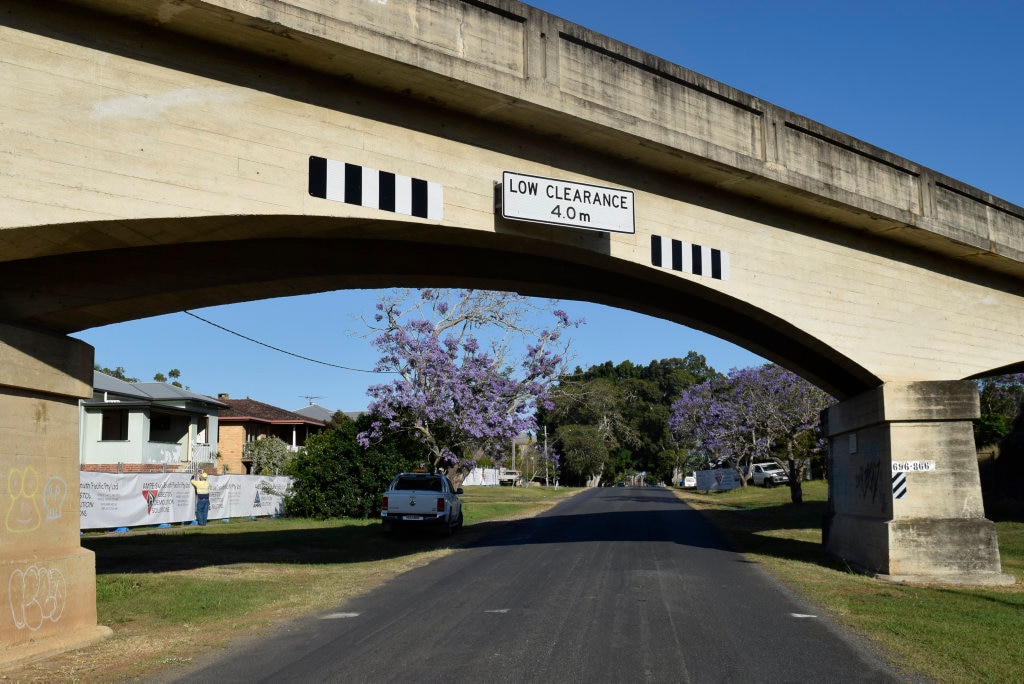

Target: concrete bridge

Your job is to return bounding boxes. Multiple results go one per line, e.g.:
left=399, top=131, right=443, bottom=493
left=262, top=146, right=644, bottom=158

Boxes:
left=2, top=0, right=1021, bottom=664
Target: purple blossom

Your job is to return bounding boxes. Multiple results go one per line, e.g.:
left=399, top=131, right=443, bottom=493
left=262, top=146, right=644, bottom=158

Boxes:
left=670, top=364, right=834, bottom=475
left=358, top=289, right=579, bottom=481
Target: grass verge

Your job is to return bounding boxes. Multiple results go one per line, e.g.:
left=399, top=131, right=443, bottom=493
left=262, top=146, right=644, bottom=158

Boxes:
left=674, top=481, right=1024, bottom=683
left=3, top=486, right=578, bottom=683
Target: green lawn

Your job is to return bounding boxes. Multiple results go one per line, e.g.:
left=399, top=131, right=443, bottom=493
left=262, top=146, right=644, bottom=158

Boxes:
left=7, top=486, right=579, bottom=682
left=9, top=482, right=1021, bottom=682
left=676, top=481, right=1024, bottom=683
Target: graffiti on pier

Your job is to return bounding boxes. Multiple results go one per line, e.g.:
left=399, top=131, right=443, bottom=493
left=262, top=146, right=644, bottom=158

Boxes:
left=853, top=448, right=882, bottom=504
left=9, top=565, right=67, bottom=631
left=5, top=467, right=67, bottom=532
left=42, top=475, right=67, bottom=521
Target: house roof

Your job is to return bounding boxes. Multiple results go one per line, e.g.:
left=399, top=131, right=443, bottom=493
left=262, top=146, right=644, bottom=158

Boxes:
left=292, top=403, right=337, bottom=422
left=92, top=371, right=149, bottom=400
left=218, top=396, right=326, bottom=426
left=87, top=371, right=228, bottom=409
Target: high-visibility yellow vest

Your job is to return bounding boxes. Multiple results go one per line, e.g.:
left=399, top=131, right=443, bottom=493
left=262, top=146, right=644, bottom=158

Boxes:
left=192, top=477, right=210, bottom=496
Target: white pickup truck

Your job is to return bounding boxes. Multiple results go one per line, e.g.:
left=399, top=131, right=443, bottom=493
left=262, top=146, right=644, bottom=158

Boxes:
left=381, top=471, right=464, bottom=535
left=748, top=462, right=790, bottom=488
left=498, top=469, right=522, bottom=486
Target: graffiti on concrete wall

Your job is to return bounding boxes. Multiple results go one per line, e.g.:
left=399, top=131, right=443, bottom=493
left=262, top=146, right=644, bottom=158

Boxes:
left=5, top=467, right=67, bottom=532
left=42, top=475, right=67, bottom=521
left=853, top=445, right=882, bottom=505
left=9, top=565, right=67, bottom=631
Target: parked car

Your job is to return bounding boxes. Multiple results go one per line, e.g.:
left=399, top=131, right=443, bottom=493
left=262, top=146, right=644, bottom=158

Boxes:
left=748, top=462, right=789, bottom=487
left=498, top=469, right=522, bottom=486
left=381, top=471, right=463, bottom=535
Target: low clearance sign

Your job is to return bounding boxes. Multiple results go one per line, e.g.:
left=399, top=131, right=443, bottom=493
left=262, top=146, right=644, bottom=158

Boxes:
left=501, top=171, right=635, bottom=234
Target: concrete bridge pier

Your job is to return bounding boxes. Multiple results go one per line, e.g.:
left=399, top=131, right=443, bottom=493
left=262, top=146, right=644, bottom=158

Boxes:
left=823, top=380, right=1014, bottom=585
left=0, top=324, right=111, bottom=667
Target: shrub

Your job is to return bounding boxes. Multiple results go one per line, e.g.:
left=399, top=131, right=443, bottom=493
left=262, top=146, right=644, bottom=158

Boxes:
left=285, top=415, right=421, bottom=518
left=244, top=436, right=292, bottom=475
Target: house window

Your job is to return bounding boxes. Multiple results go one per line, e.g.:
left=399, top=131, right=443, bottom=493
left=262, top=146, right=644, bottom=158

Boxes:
left=245, top=424, right=261, bottom=443
left=196, top=416, right=209, bottom=444
left=150, top=411, right=188, bottom=443
left=101, top=410, right=129, bottom=441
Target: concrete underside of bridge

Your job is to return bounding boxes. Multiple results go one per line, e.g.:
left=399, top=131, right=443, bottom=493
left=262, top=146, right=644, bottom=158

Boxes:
left=1, top=0, right=1021, bottom=666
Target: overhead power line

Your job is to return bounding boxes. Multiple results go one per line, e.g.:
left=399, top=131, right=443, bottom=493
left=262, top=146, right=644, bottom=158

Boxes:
left=184, top=310, right=382, bottom=373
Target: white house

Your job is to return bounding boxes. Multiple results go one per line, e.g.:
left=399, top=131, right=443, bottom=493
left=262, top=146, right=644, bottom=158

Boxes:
left=80, top=372, right=227, bottom=473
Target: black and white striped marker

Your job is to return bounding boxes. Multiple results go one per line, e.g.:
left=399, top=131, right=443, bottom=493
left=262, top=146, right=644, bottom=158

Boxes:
left=651, top=235, right=729, bottom=280
left=308, top=156, right=443, bottom=221
left=892, top=471, right=908, bottom=499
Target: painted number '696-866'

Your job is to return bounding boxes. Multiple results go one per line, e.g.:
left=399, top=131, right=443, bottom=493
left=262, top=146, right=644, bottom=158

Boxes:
left=891, top=461, right=936, bottom=473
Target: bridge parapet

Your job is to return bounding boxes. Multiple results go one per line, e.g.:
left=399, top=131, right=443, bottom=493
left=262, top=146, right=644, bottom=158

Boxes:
left=60, top=0, right=1024, bottom=276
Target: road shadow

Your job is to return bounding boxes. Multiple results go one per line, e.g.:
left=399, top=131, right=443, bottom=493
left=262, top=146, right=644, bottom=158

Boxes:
left=84, top=520, right=486, bottom=574
left=464, top=494, right=831, bottom=568
left=84, top=489, right=838, bottom=575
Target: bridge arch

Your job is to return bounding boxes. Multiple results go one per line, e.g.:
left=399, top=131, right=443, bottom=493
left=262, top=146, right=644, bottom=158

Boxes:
left=5, top=214, right=879, bottom=399
left=2, top=0, right=1020, bottom=666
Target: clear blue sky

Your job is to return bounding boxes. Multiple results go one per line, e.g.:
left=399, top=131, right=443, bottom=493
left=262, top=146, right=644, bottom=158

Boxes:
left=73, top=0, right=1024, bottom=413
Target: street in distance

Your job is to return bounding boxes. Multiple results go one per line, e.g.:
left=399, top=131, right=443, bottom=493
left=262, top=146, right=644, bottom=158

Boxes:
left=501, top=171, right=635, bottom=234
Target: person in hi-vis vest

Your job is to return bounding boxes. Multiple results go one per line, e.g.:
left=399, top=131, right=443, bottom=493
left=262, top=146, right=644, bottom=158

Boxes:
left=191, top=471, right=211, bottom=525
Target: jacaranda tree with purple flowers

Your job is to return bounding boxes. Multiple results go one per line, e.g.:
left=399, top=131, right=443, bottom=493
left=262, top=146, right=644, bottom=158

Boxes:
left=670, top=363, right=833, bottom=503
left=357, top=289, right=578, bottom=488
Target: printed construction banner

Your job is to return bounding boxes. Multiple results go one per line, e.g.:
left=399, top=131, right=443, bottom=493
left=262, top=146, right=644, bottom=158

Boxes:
left=80, top=472, right=292, bottom=530
left=695, top=468, right=743, bottom=492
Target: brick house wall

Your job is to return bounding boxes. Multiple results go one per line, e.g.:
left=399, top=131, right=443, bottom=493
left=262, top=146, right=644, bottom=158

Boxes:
left=217, top=422, right=248, bottom=475
left=216, top=394, right=327, bottom=474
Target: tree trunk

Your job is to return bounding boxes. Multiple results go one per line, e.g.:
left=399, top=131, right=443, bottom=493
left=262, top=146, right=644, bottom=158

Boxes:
left=448, top=469, right=469, bottom=490
left=444, top=460, right=474, bottom=490
left=787, top=453, right=804, bottom=505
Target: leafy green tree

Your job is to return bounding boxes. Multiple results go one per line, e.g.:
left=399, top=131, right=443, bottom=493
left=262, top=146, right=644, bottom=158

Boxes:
left=327, top=411, right=356, bottom=430
left=153, top=368, right=184, bottom=388
left=286, top=414, right=423, bottom=519
left=993, top=409, right=1024, bottom=497
left=244, top=436, right=293, bottom=475
left=94, top=364, right=138, bottom=382
left=555, top=424, right=608, bottom=486
left=975, top=374, right=1024, bottom=448
left=541, top=354, right=718, bottom=485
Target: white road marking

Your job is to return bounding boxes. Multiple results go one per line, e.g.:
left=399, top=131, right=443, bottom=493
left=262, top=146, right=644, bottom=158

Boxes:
left=790, top=613, right=818, bottom=618
left=321, top=612, right=361, bottom=619
left=485, top=609, right=510, bottom=614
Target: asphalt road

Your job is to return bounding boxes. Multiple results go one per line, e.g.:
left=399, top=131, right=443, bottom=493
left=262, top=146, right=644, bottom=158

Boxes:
left=169, top=486, right=905, bottom=683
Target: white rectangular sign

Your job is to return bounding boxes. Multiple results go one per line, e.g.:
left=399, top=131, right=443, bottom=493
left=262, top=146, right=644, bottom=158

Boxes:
left=695, top=468, right=743, bottom=491
left=80, top=472, right=291, bottom=529
left=891, top=461, right=936, bottom=473
left=501, top=171, right=635, bottom=234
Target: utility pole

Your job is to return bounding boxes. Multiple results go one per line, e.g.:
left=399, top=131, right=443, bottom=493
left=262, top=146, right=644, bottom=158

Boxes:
left=544, top=424, right=549, bottom=486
